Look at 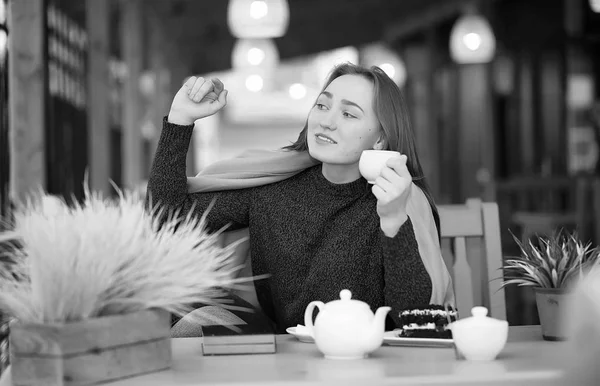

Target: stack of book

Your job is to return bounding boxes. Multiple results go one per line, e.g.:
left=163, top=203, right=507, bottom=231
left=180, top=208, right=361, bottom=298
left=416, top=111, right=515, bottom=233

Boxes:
left=200, top=294, right=276, bottom=355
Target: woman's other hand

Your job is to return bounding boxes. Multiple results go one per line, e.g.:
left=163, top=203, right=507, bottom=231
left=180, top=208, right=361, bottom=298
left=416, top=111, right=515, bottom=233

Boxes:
left=168, top=76, right=228, bottom=126
left=372, top=154, right=412, bottom=237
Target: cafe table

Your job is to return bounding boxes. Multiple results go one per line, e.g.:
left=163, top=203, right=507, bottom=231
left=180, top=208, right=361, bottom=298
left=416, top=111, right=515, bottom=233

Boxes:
left=0, top=326, right=578, bottom=386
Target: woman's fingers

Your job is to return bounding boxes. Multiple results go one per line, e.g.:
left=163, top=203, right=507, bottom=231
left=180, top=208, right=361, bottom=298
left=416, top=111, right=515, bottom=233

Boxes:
left=183, top=76, right=196, bottom=93
left=212, top=78, right=224, bottom=95
left=206, top=89, right=228, bottom=114
left=386, top=155, right=411, bottom=179
left=371, top=184, right=386, bottom=201
left=187, top=77, right=209, bottom=101
left=170, top=75, right=228, bottom=122
left=183, top=76, right=224, bottom=103
left=374, top=175, right=395, bottom=195
left=217, top=89, right=228, bottom=106
left=191, top=78, right=215, bottom=102
left=379, top=165, right=403, bottom=186
left=199, top=78, right=224, bottom=103
left=187, top=77, right=201, bottom=98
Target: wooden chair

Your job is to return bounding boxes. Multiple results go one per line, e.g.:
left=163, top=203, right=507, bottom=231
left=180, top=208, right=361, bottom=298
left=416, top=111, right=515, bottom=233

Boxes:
left=214, top=200, right=509, bottom=324
left=438, top=198, right=507, bottom=321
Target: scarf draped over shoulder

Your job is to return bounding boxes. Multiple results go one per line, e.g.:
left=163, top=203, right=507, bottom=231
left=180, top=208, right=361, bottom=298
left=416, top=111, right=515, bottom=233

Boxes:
left=187, top=149, right=455, bottom=306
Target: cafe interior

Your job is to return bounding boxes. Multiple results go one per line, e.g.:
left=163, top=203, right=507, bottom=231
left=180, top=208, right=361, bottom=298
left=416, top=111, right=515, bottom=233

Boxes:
left=1, top=0, right=600, bottom=384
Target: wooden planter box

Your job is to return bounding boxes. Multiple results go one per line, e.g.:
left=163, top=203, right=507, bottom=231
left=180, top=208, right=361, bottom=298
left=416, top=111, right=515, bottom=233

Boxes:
left=9, top=309, right=171, bottom=386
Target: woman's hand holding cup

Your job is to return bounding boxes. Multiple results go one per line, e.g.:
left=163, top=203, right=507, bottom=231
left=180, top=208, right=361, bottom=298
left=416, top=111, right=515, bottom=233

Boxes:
left=168, top=76, right=228, bottom=126
left=359, top=150, right=412, bottom=237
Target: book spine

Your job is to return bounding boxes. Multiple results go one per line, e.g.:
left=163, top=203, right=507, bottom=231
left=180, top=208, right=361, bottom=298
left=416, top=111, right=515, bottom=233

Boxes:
left=203, top=335, right=276, bottom=345
left=202, top=343, right=276, bottom=356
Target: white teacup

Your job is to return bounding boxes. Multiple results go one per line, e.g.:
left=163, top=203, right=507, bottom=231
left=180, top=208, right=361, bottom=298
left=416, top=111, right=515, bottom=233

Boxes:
left=359, top=150, right=401, bottom=184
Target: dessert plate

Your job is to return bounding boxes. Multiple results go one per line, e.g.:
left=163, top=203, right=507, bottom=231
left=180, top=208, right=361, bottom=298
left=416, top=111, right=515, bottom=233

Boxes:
left=286, top=326, right=314, bottom=343
left=383, top=330, right=454, bottom=348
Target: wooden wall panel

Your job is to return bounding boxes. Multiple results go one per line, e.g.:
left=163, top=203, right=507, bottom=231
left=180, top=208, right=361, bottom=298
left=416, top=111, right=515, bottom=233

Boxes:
left=121, top=0, right=143, bottom=189
left=540, top=50, right=566, bottom=175
left=8, top=0, right=46, bottom=199
left=86, top=0, right=110, bottom=195
left=458, top=64, right=494, bottom=200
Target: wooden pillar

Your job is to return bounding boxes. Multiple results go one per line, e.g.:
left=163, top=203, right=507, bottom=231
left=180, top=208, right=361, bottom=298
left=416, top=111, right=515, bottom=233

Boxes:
left=145, top=6, right=192, bottom=175
left=403, top=39, right=440, bottom=201
left=540, top=49, right=566, bottom=175
left=147, top=10, right=172, bottom=163
left=518, top=54, right=535, bottom=174
left=458, top=64, right=494, bottom=200
left=86, top=0, right=110, bottom=195
left=8, top=0, right=46, bottom=199
left=435, top=65, right=460, bottom=203
left=121, top=0, right=143, bottom=189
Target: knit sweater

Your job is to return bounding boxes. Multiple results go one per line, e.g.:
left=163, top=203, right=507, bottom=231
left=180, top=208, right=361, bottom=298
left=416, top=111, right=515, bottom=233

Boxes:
left=147, top=119, right=432, bottom=332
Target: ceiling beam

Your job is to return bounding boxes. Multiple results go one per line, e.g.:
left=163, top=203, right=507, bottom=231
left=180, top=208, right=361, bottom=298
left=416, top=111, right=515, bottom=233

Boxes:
left=140, top=0, right=468, bottom=74
left=384, top=0, right=499, bottom=43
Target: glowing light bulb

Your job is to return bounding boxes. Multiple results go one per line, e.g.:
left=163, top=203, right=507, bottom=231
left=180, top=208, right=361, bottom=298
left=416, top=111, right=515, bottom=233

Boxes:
left=245, top=74, right=264, bottom=92
left=289, top=83, right=307, bottom=99
left=450, top=13, right=495, bottom=63
left=463, top=33, right=482, bottom=51
left=228, top=0, right=289, bottom=38
left=250, top=1, right=268, bottom=19
left=247, top=47, right=265, bottom=65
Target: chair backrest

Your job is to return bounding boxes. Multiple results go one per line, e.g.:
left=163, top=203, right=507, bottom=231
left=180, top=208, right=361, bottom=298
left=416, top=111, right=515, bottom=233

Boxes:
left=438, top=198, right=507, bottom=321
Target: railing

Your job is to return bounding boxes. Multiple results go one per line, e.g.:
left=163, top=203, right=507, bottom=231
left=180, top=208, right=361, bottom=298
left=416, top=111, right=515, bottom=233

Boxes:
left=485, top=175, right=599, bottom=246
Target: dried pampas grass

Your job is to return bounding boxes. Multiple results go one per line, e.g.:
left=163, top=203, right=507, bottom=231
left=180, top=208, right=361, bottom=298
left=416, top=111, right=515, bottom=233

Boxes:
left=0, top=188, right=251, bottom=324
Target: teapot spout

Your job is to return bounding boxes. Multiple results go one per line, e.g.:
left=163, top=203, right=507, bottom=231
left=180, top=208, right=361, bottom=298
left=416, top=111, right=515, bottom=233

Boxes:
left=365, top=306, right=391, bottom=353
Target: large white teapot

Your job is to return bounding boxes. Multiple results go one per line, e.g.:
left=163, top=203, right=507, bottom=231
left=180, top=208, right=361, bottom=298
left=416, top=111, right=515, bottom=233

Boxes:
left=303, top=289, right=391, bottom=359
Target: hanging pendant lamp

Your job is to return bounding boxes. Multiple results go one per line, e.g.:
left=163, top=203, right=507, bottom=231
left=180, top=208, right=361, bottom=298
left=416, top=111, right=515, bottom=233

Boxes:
left=450, top=13, right=496, bottom=64
left=227, top=0, right=290, bottom=39
left=231, top=38, right=279, bottom=69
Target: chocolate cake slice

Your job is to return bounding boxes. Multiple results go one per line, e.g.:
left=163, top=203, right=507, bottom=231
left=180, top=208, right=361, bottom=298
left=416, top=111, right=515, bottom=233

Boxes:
left=398, top=304, right=457, bottom=339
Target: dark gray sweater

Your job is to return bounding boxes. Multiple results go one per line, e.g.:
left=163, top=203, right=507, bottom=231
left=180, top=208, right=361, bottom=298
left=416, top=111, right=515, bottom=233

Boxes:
left=147, top=118, right=432, bottom=332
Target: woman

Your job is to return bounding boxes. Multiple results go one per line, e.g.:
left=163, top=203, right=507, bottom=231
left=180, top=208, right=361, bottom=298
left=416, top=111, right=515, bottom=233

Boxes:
left=147, top=63, right=453, bottom=332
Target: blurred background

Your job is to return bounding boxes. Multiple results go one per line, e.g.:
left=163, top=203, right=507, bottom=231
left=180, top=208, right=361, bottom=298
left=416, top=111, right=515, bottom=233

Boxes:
left=1, top=0, right=600, bottom=331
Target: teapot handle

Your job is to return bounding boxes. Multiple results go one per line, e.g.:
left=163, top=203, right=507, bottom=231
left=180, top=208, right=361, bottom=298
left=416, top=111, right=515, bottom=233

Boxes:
left=304, top=301, right=324, bottom=337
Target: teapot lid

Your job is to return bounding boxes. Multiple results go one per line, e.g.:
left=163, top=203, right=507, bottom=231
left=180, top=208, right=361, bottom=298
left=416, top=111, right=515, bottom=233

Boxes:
left=327, top=289, right=370, bottom=314
left=452, top=306, right=506, bottom=329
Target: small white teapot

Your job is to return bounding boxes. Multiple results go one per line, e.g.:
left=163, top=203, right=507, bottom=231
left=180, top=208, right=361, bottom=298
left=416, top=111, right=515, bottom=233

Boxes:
left=450, top=306, right=508, bottom=361
left=304, top=289, right=391, bottom=360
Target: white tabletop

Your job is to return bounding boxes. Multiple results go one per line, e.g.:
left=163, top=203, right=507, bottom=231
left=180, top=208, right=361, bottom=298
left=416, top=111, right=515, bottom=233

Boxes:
left=0, top=326, right=577, bottom=386
left=113, top=325, right=570, bottom=386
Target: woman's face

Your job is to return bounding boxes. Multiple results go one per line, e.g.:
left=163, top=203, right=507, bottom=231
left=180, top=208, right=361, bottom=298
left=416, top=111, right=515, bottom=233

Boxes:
left=306, top=74, right=381, bottom=166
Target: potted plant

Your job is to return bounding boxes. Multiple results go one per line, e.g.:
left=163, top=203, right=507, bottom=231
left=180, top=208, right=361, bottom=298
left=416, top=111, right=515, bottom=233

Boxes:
left=0, top=190, right=248, bottom=385
left=501, top=229, right=600, bottom=341
left=0, top=223, right=15, bottom=377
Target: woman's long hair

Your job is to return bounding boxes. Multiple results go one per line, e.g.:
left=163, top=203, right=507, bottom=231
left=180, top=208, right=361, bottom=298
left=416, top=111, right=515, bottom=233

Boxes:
left=283, top=63, right=440, bottom=235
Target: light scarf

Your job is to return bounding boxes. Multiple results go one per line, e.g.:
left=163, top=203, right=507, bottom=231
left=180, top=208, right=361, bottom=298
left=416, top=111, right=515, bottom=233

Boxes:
left=187, top=149, right=455, bottom=306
